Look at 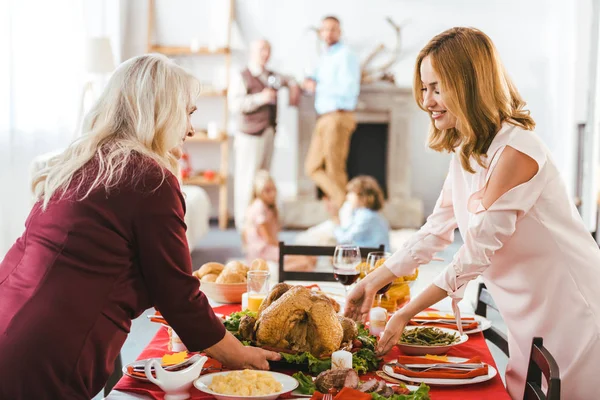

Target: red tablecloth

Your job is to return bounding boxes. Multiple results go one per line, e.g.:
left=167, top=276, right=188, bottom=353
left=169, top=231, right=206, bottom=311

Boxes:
left=113, top=305, right=510, bottom=400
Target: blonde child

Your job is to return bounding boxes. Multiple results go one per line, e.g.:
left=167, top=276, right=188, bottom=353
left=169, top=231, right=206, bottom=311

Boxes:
left=243, top=170, right=279, bottom=262
left=243, top=171, right=314, bottom=271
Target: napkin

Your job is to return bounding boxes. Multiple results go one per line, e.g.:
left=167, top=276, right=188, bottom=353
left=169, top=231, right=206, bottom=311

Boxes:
left=311, top=387, right=372, bottom=400
left=393, top=356, right=489, bottom=379
left=408, top=315, right=479, bottom=331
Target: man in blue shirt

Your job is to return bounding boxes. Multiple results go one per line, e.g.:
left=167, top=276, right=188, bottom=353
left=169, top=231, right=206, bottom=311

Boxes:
left=303, top=16, right=361, bottom=211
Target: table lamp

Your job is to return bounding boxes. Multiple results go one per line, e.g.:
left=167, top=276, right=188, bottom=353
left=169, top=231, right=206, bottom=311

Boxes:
left=75, top=37, right=115, bottom=139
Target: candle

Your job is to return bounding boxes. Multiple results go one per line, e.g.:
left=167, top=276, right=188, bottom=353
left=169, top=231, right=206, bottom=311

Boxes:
left=241, top=292, right=249, bottom=311
left=369, top=307, right=388, bottom=337
left=331, top=350, right=353, bottom=370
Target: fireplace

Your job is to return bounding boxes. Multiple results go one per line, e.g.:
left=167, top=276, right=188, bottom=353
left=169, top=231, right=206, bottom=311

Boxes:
left=316, top=122, right=389, bottom=200
left=346, top=123, right=389, bottom=198
left=282, top=82, right=424, bottom=229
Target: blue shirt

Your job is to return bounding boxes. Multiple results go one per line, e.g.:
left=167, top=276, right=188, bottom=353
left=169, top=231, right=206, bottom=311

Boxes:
left=334, top=207, right=391, bottom=251
left=313, top=42, right=361, bottom=115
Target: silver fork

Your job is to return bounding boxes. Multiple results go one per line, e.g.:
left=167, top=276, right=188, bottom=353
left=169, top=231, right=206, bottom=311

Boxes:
left=323, top=394, right=334, bottom=400
left=392, top=362, right=484, bottom=372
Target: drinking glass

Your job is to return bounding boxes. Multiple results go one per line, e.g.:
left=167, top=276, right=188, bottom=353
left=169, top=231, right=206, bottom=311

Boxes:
left=333, top=245, right=362, bottom=297
left=366, top=251, right=392, bottom=306
left=247, top=270, right=270, bottom=312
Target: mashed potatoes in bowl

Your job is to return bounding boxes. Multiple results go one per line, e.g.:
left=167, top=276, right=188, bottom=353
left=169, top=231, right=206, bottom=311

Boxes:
left=194, top=369, right=299, bottom=400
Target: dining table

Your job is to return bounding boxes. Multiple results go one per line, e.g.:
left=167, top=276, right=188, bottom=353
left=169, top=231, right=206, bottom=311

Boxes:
left=106, top=281, right=511, bottom=400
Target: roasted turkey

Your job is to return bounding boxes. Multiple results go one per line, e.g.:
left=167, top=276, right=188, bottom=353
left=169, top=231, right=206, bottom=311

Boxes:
left=253, top=285, right=353, bottom=357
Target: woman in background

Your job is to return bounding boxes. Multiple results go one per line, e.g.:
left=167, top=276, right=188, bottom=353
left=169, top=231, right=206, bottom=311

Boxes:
left=345, top=27, right=600, bottom=399
left=0, top=54, right=279, bottom=399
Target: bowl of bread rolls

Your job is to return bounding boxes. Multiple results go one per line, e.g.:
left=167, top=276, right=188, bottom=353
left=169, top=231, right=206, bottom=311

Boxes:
left=193, top=259, right=270, bottom=304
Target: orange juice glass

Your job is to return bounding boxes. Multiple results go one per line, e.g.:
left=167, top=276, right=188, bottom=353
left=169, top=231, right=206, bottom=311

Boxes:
left=247, top=294, right=266, bottom=312
left=247, top=270, right=270, bottom=312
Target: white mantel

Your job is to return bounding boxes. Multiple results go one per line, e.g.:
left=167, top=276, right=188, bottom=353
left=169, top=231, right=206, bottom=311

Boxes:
left=281, top=83, right=424, bottom=229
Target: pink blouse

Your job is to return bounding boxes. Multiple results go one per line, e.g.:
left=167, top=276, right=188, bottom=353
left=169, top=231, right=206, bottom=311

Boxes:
left=385, top=122, right=600, bottom=399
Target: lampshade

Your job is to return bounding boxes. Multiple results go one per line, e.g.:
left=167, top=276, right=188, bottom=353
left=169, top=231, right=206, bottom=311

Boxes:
left=84, top=37, right=115, bottom=74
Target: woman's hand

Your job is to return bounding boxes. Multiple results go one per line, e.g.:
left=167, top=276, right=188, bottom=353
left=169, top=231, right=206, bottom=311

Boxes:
left=377, top=311, right=410, bottom=355
left=345, top=266, right=397, bottom=322
left=377, top=284, right=449, bottom=354
left=344, top=281, right=377, bottom=323
left=205, top=331, right=281, bottom=370
left=234, top=346, right=281, bottom=370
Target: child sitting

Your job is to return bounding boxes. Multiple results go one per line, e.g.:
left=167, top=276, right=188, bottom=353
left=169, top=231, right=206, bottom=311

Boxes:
left=333, top=175, right=390, bottom=250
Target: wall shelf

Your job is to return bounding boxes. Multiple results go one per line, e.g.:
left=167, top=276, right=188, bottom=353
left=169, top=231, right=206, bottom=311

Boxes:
left=148, top=0, right=234, bottom=230
left=187, top=132, right=228, bottom=143
left=148, top=45, right=230, bottom=56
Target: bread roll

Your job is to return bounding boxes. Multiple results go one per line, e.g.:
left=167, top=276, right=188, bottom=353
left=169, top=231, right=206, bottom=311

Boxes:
left=250, top=258, right=269, bottom=272
left=195, top=262, right=225, bottom=279
left=215, top=270, right=246, bottom=284
left=225, top=260, right=249, bottom=275
left=201, top=273, right=219, bottom=282
left=214, top=260, right=248, bottom=284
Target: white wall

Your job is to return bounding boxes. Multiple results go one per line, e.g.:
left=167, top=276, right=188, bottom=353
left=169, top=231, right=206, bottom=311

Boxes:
left=122, top=0, right=581, bottom=217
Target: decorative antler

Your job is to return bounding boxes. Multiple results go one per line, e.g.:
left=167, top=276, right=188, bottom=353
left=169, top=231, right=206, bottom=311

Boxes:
left=361, top=17, right=403, bottom=84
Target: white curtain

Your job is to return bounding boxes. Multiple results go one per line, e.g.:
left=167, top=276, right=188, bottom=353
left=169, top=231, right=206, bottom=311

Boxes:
left=0, top=0, right=86, bottom=255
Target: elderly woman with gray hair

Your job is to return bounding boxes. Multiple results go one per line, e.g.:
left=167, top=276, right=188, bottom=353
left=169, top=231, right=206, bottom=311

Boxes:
left=0, top=54, right=279, bottom=399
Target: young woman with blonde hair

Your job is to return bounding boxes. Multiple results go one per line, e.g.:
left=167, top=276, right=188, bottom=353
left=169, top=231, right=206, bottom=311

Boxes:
left=345, top=27, right=600, bottom=399
left=0, top=54, right=279, bottom=399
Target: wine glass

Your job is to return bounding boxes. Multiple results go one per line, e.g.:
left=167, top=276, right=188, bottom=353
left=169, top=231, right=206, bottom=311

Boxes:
left=366, top=251, right=392, bottom=307
left=333, top=244, right=362, bottom=297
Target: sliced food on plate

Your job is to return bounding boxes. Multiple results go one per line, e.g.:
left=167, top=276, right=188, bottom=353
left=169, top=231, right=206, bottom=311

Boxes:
left=292, top=369, right=430, bottom=399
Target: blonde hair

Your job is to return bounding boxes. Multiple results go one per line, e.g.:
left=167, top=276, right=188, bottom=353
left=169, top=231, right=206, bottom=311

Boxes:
left=346, top=175, right=385, bottom=211
left=414, top=27, right=535, bottom=173
left=32, top=54, right=200, bottom=208
left=251, top=170, right=278, bottom=219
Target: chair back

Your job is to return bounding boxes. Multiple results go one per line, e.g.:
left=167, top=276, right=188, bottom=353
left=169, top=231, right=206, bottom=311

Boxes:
left=475, top=282, right=509, bottom=356
left=278, top=242, right=384, bottom=282
left=524, top=337, right=561, bottom=400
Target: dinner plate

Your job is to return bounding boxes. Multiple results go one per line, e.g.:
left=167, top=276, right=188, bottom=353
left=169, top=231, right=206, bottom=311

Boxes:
left=414, top=312, right=492, bottom=334
left=194, top=370, right=299, bottom=400
left=398, top=326, right=468, bottom=355
left=383, top=357, right=497, bottom=386
left=123, top=358, right=212, bottom=383
left=122, top=359, right=158, bottom=382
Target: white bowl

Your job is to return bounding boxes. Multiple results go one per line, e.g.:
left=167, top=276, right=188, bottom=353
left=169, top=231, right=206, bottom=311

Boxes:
left=200, top=281, right=246, bottom=304
left=397, top=326, right=468, bottom=355
left=194, top=371, right=299, bottom=400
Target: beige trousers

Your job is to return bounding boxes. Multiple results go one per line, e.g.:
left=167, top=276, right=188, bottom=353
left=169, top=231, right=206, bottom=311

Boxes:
left=304, top=111, right=356, bottom=207
left=234, top=127, right=275, bottom=231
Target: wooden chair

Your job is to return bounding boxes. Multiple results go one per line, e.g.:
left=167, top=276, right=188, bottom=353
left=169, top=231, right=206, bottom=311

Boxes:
left=475, top=282, right=509, bottom=356
left=103, top=353, right=123, bottom=396
left=524, top=337, right=561, bottom=400
left=278, top=242, right=384, bottom=282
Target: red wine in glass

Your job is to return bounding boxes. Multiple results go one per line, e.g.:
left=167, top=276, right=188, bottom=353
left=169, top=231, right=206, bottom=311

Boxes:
left=334, top=271, right=360, bottom=286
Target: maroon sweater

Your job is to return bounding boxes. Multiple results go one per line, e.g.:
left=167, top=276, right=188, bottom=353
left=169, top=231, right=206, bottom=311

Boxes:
left=0, top=158, right=225, bottom=399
